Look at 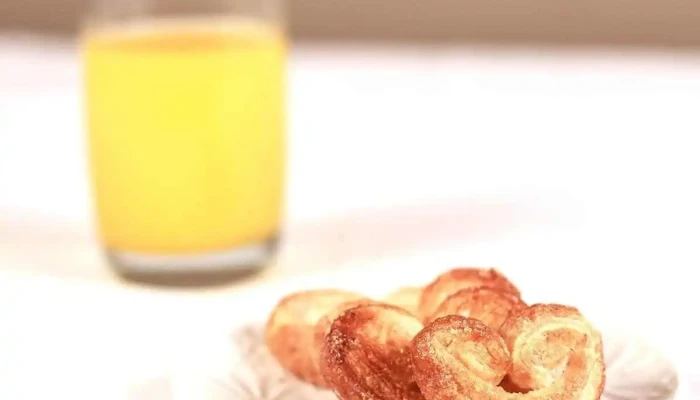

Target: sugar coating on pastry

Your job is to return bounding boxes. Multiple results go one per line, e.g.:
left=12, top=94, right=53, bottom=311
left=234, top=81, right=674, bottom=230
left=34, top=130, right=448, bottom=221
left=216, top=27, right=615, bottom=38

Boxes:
left=321, top=303, right=425, bottom=400
left=265, top=289, right=365, bottom=386
left=418, top=267, right=521, bottom=322
left=430, top=286, right=526, bottom=329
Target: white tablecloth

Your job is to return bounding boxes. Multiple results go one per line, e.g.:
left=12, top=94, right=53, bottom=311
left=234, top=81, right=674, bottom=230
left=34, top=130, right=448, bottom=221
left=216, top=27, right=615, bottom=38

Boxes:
left=1, top=35, right=699, bottom=398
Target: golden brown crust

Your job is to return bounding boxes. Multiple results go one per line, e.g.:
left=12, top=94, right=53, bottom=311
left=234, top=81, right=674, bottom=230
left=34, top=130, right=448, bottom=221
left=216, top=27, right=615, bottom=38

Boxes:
left=430, top=286, right=527, bottom=329
left=265, top=289, right=365, bottom=386
left=312, top=297, right=377, bottom=387
left=411, top=316, right=511, bottom=400
left=321, top=303, right=425, bottom=400
left=411, top=305, right=605, bottom=400
left=498, top=304, right=606, bottom=399
left=417, top=267, right=521, bottom=323
left=384, top=286, right=423, bottom=317
left=264, top=271, right=605, bottom=400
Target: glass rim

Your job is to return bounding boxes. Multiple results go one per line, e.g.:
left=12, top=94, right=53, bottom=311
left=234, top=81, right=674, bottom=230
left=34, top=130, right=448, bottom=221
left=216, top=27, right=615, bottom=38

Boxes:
left=82, top=0, right=286, bottom=31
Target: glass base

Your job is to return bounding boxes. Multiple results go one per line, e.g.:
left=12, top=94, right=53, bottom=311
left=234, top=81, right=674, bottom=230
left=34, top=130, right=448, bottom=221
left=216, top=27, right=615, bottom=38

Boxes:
left=107, top=235, right=279, bottom=287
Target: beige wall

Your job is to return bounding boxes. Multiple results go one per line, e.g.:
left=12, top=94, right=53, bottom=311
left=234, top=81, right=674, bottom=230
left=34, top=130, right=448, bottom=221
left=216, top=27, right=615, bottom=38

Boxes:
left=2, top=0, right=700, bottom=47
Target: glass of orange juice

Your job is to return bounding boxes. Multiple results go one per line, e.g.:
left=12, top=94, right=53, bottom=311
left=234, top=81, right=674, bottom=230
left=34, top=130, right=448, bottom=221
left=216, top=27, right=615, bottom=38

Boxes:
left=81, top=0, right=286, bottom=285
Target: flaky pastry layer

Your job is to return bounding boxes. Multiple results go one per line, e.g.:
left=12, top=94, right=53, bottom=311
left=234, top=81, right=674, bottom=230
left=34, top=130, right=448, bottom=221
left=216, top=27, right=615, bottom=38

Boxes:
left=418, top=267, right=521, bottom=322
left=430, top=286, right=526, bottom=330
left=265, top=289, right=365, bottom=387
left=321, top=303, right=426, bottom=400
left=412, top=305, right=605, bottom=400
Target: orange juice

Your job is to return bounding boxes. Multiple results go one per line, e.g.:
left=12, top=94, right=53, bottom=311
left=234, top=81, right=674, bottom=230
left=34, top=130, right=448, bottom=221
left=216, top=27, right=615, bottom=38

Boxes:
left=83, top=20, right=286, bottom=254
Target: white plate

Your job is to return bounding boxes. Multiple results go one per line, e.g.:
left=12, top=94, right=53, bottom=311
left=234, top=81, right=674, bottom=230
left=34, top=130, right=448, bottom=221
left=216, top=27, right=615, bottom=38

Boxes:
left=171, top=321, right=682, bottom=400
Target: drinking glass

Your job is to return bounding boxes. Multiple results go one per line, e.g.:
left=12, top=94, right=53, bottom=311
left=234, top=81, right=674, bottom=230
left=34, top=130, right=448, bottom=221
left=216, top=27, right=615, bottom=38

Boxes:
left=81, top=0, right=286, bottom=285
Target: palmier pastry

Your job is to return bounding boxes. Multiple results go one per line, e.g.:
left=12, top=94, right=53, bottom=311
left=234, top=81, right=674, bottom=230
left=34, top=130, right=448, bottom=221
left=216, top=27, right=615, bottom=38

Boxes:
left=313, top=297, right=378, bottom=387
left=418, top=267, right=521, bottom=323
left=321, top=303, right=425, bottom=400
left=499, top=304, right=605, bottom=397
left=265, top=289, right=365, bottom=386
left=411, top=304, right=605, bottom=400
left=430, top=286, right=526, bottom=331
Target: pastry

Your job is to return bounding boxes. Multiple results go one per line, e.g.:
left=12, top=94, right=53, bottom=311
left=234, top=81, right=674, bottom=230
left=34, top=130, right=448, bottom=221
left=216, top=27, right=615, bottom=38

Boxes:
left=263, top=267, right=605, bottom=400
left=384, top=286, right=423, bottom=317
left=429, top=286, right=526, bottom=330
left=498, top=304, right=605, bottom=397
left=321, top=303, right=425, bottom=400
left=411, top=305, right=605, bottom=400
left=313, top=297, right=377, bottom=387
left=265, top=289, right=366, bottom=386
left=417, top=267, right=521, bottom=322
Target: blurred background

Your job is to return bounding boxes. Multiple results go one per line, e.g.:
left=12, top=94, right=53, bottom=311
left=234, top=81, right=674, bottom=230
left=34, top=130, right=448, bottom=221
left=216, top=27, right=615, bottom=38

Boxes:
left=4, top=0, right=700, bottom=46
left=1, top=1, right=700, bottom=398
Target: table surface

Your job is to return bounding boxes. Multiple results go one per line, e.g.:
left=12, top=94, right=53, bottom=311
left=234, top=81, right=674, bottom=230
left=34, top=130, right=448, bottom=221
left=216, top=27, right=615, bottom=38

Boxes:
left=1, top=35, right=699, bottom=398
